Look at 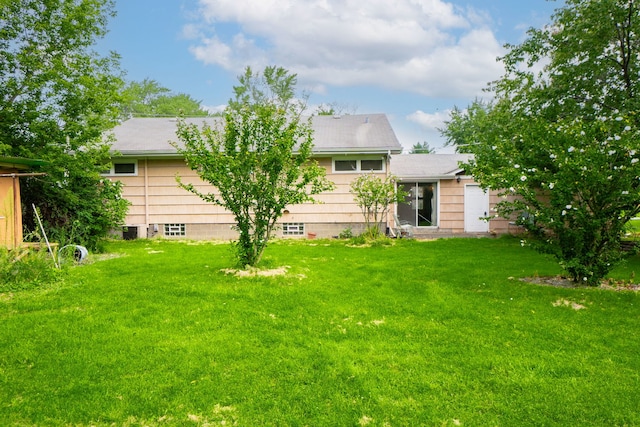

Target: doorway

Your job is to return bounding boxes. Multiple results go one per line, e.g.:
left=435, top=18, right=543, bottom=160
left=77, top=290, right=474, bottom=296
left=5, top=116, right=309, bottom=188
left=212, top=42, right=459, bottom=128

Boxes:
left=464, top=184, right=489, bottom=232
left=398, top=182, right=437, bottom=227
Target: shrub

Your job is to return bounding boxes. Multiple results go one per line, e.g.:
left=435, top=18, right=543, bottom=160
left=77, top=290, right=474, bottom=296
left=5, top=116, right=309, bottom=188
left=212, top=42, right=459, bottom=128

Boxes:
left=0, top=248, right=61, bottom=292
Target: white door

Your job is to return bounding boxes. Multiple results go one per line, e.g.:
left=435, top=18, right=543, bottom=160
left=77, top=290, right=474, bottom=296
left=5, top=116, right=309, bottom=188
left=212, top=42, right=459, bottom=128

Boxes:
left=464, top=185, right=489, bottom=232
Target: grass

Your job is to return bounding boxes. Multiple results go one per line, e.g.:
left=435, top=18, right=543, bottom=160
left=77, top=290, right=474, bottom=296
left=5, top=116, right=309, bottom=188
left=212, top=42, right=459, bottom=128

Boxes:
left=1, top=236, right=639, bottom=426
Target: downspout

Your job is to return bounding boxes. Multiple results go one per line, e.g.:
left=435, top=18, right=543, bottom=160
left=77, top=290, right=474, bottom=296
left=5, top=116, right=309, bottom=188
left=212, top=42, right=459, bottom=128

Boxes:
left=386, top=150, right=392, bottom=234
left=144, top=158, right=150, bottom=235
left=12, top=175, right=19, bottom=248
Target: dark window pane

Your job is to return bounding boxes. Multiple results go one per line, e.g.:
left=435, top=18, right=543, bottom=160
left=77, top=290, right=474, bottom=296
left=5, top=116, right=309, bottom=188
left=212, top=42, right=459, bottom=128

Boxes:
left=335, top=160, right=357, bottom=171
left=114, top=163, right=135, bottom=174
left=361, top=159, right=383, bottom=171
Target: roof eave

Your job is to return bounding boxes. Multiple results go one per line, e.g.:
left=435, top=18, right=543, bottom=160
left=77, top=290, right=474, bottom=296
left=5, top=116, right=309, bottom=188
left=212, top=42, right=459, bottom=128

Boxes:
left=112, top=147, right=403, bottom=158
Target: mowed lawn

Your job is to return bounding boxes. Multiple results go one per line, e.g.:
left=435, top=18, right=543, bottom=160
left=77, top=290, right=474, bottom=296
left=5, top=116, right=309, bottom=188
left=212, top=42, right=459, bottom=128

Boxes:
left=1, top=237, right=639, bottom=426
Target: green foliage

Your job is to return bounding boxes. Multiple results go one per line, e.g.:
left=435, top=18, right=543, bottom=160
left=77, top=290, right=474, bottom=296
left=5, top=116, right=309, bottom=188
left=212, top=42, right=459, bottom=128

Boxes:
left=409, top=141, right=435, bottom=154
left=0, top=248, right=61, bottom=292
left=350, top=173, right=407, bottom=239
left=0, top=0, right=129, bottom=251
left=120, top=78, right=210, bottom=117
left=337, top=227, right=354, bottom=239
left=174, top=66, right=334, bottom=267
left=443, top=0, right=640, bottom=284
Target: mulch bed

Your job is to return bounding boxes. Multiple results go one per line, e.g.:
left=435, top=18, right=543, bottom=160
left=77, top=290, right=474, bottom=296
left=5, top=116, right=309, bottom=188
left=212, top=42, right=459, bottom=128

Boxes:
left=520, top=276, right=640, bottom=291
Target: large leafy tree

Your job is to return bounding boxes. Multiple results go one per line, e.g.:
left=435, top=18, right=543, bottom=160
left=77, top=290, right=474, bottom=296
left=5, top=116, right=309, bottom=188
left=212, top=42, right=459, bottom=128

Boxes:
left=175, top=66, right=334, bottom=267
left=120, top=78, right=210, bottom=118
left=0, top=0, right=129, bottom=250
left=443, top=0, right=640, bottom=284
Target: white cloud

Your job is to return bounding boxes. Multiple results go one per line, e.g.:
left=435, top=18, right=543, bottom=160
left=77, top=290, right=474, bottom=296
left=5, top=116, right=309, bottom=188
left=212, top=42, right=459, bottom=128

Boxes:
left=186, top=0, right=506, bottom=98
left=407, top=109, right=452, bottom=131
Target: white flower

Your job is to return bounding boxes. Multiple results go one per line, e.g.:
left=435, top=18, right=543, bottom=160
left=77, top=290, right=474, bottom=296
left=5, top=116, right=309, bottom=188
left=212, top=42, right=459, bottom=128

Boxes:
left=568, top=146, right=575, bottom=152
left=614, top=135, right=621, bottom=141
left=616, top=116, right=624, bottom=121
left=520, top=175, right=527, bottom=181
left=549, top=182, right=555, bottom=189
left=514, top=164, right=520, bottom=169
left=562, top=210, right=567, bottom=216
left=609, top=150, right=616, bottom=155
left=625, top=126, right=632, bottom=131
left=622, top=191, right=629, bottom=195
left=632, top=158, right=639, bottom=164
left=566, top=204, right=572, bottom=209
left=550, top=154, right=557, bottom=159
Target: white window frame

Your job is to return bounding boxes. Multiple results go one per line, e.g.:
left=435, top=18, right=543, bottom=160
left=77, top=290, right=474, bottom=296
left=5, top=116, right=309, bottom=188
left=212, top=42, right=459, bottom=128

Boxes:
left=282, top=222, right=305, bottom=236
left=164, top=223, right=186, bottom=237
left=332, top=157, right=385, bottom=173
left=103, top=160, right=138, bottom=176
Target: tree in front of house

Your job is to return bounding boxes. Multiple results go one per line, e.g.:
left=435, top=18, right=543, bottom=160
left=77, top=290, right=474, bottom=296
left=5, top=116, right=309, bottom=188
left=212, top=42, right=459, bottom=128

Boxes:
left=174, top=66, right=334, bottom=267
left=350, top=173, right=407, bottom=239
left=410, top=142, right=435, bottom=154
left=0, top=0, right=129, bottom=250
left=443, top=0, right=640, bottom=285
left=120, top=79, right=211, bottom=118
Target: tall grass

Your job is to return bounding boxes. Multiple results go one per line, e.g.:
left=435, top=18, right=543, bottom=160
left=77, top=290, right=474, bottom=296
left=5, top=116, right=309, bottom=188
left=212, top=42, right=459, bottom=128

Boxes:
left=0, top=247, right=61, bottom=292
left=1, top=237, right=638, bottom=426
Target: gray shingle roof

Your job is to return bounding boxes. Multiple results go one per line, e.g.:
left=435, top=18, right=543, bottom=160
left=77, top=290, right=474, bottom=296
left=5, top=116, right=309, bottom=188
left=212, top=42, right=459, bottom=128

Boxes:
left=390, top=153, right=473, bottom=179
left=109, top=114, right=402, bottom=156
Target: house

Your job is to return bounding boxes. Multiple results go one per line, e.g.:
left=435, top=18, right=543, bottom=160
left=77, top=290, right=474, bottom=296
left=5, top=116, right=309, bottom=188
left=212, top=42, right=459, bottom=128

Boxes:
left=107, top=114, right=508, bottom=240
left=108, top=114, right=402, bottom=240
left=0, top=156, right=46, bottom=249
left=390, top=154, right=510, bottom=236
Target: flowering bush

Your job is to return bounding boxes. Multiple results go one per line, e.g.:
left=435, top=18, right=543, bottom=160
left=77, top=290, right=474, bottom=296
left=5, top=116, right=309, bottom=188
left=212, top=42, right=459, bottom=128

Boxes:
left=444, top=0, right=640, bottom=284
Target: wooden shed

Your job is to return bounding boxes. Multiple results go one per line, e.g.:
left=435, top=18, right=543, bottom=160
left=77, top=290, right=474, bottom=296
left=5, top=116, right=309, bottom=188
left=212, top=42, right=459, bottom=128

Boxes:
left=0, top=157, right=46, bottom=249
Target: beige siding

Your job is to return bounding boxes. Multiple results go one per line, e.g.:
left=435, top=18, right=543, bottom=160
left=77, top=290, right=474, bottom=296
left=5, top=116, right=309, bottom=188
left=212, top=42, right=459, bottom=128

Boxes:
left=439, top=179, right=465, bottom=232
left=113, top=156, right=514, bottom=239
left=111, top=156, right=378, bottom=238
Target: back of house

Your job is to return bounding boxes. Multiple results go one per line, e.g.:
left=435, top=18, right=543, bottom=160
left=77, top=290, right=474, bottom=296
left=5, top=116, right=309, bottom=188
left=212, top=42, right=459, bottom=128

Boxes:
left=107, top=114, right=511, bottom=240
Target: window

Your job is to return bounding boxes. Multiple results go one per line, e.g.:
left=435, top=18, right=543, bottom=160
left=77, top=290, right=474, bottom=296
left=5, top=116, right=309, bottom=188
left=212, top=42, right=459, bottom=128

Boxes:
left=282, top=223, right=305, bottom=236
left=360, top=159, right=383, bottom=171
left=103, top=161, right=138, bottom=176
left=333, top=158, right=384, bottom=173
left=335, top=160, right=357, bottom=172
left=397, top=182, right=438, bottom=227
left=164, top=223, right=186, bottom=237
left=114, top=163, right=135, bottom=174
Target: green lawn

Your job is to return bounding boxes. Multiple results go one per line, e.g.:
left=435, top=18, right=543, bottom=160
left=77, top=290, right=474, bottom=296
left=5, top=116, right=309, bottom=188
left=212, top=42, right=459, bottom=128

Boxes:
left=1, top=237, right=639, bottom=426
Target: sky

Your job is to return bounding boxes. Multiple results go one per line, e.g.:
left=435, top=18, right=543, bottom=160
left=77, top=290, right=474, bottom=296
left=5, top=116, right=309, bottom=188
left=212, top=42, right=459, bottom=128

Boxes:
left=96, top=0, right=565, bottom=153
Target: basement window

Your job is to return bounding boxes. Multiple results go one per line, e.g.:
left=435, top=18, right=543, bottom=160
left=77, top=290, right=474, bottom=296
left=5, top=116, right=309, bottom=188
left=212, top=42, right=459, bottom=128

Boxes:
left=164, top=223, right=186, bottom=237
left=282, top=223, right=305, bottom=236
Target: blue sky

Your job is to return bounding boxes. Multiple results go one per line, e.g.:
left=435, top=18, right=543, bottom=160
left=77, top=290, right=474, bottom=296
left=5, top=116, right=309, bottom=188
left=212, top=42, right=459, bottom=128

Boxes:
left=97, top=0, right=564, bottom=152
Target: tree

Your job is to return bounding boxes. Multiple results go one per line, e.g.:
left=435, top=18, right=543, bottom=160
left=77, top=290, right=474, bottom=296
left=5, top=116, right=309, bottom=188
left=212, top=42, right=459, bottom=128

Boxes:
left=314, top=101, right=356, bottom=116
left=410, top=142, right=435, bottom=154
left=350, top=173, right=407, bottom=239
left=174, top=66, right=334, bottom=267
left=443, top=0, right=640, bottom=285
left=0, top=0, right=129, bottom=250
left=120, top=78, right=210, bottom=118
